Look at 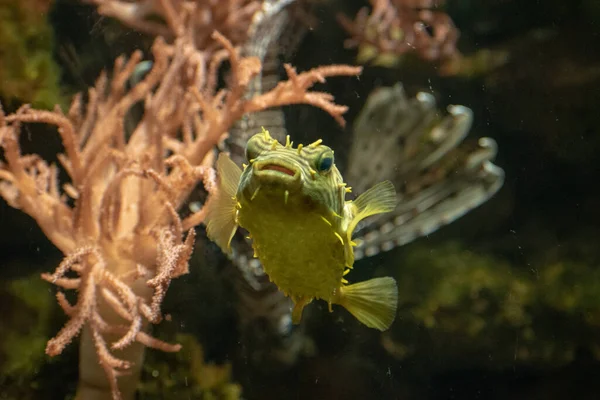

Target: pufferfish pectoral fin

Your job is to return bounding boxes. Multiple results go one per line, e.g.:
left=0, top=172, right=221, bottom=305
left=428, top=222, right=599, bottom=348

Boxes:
left=345, top=180, right=397, bottom=265
left=337, top=277, right=398, bottom=331
left=347, top=180, right=397, bottom=237
left=205, top=152, right=242, bottom=254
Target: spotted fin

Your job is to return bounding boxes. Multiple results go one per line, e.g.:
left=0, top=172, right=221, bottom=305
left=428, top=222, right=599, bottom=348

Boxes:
left=205, top=152, right=242, bottom=254
left=355, top=138, right=503, bottom=259
left=337, top=277, right=398, bottom=331
left=346, top=83, right=504, bottom=259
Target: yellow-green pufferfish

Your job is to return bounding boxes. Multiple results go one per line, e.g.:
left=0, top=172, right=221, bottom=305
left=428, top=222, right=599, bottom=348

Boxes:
left=205, top=128, right=398, bottom=331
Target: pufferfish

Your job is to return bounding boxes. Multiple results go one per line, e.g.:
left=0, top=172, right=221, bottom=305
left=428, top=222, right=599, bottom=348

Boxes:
left=205, top=128, right=399, bottom=331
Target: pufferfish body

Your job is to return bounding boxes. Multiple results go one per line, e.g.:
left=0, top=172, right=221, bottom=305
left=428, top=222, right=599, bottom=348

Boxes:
left=205, top=128, right=398, bottom=331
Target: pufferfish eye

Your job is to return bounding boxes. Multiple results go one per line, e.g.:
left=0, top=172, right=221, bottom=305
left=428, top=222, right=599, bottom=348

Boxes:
left=316, top=150, right=334, bottom=173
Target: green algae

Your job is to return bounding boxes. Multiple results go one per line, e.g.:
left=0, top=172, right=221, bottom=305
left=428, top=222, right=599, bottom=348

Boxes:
left=139, top=333, right=242, bottom=400
left=0, top=0, right=64, bottom=108
left=0, top=271, right=59, bottom=398
left=383, top=242, right=600, bottom=372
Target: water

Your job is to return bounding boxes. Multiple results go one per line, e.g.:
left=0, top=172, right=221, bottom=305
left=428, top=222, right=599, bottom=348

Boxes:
left=1, top=0, right=599, bottom=399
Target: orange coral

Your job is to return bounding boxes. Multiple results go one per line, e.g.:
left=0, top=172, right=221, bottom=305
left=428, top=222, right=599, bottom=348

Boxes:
left=338, top=0, right=460, bottom=71
left=0, top=2, right=361, bottom=398
left=87, top=0, right=263, bottom=49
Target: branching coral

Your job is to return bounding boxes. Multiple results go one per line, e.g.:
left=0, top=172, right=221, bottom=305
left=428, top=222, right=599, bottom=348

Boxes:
left=0, top=1, right=361, bottom=398
left=87, top=0, right=266, bottom=50
left=338, top=0, right=460, bottom=71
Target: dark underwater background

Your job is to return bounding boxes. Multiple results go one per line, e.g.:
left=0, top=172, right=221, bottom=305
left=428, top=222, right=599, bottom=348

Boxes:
left=1, top=0, right=600, bottom=399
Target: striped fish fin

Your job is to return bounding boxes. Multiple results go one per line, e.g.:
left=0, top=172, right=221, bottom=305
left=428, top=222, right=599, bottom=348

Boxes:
left=221, top=2, right=314, bottom=371
left=345, top=84, right=504, bottom=260
left=225, top=6, right=290, bottom=165
left=225, top=1, right=314, bottom=164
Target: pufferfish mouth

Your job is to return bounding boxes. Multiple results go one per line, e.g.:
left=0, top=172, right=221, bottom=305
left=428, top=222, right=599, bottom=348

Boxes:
left=253, top=160, right=302, bottom=188
left=259, top=164, right=296, bottom=176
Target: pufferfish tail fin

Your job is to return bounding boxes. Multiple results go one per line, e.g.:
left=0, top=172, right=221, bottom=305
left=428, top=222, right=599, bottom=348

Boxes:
left=337, top=277, right=398, bottom=331
left=205, top=152, right=242, bottom=254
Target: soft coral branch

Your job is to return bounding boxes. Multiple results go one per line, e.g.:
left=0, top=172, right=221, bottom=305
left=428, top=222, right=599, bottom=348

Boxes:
left=180, top=30, right=361, bottom=166
left=0, top=10, right=361, bottom=400
left=88, top=0, right=263, bottom=49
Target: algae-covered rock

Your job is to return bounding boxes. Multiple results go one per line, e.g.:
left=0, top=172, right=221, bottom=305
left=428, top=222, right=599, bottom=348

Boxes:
left=0, top=272, right=57, bottom=398
left=0, top=0, right=63, bottom=108
left=382, top=243, right=600, bottom=373
left=139, top=333, right=242, bottom=400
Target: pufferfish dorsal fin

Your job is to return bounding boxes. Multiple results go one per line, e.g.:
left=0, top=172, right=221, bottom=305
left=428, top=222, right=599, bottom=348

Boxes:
left=345, top=181, right=397, bottom=265
left=206, top=152, right=242, bottom=254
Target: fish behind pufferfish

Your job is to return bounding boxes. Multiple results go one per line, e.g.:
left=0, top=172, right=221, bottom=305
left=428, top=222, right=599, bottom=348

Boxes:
left=205, top=128, right=398, bottom=331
